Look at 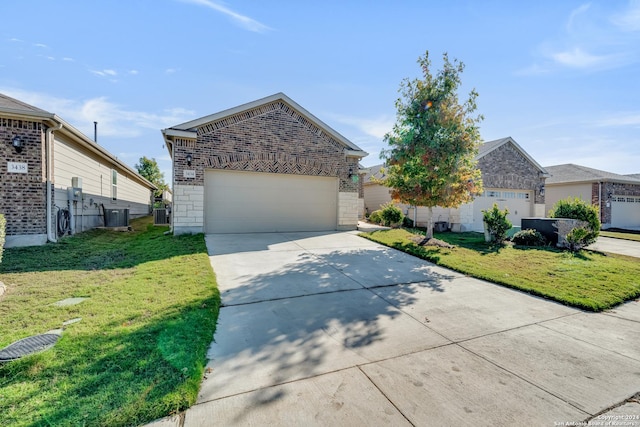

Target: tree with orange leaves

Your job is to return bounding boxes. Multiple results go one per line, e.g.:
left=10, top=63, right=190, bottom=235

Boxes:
left=381, top=51, right=483, bottom=238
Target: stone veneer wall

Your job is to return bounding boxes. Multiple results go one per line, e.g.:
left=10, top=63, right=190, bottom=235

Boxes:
left=477, top=142, right=546, bottom=204
left=172, top=100, right=361, bottom=233
left=593, top=182, right=640, bottom=226
left=0, top=118, right=47, bottom=246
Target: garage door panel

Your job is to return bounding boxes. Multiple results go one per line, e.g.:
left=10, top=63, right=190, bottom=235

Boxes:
left=205, top=170, right=338, bottom=233
left=472, top=190, right=532, bottom=232
left=611, top=196, right=640, bottom=228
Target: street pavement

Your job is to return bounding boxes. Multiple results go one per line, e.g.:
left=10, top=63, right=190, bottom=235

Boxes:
left=145, top=230, right=640, bottom=427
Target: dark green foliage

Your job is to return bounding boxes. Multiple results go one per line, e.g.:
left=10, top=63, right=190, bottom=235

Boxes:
left=482, top=204, right=512, bottom=244
left=369, top=210, right=383, bottom=224
left=512, top=228, right=547, bottom=246
left=549, top=197, right=600, bottom=246
left=380, top=203, right=404, bottom=226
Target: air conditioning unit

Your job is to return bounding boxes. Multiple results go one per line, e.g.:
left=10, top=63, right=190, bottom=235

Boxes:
left=104, top=209, right=130, bottom=227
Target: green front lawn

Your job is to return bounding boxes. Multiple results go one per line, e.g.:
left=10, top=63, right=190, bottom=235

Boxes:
left=361, top=229, right=640, bottom=311
left=0, top=217, right=220, bottom=427
left=600, top=230, right=640, bottom=242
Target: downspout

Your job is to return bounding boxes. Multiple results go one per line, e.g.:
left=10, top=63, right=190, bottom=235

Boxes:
left=45, top=122, right=64, bottom=243
left=598, top=181, right=602, bottom=223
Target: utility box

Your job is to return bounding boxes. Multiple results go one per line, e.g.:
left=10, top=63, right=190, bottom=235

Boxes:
left=71, top=177, right=83, bottom=189
left=67, top=187, right=82, bottom=201
left=104, top=209, right=130, bottom=227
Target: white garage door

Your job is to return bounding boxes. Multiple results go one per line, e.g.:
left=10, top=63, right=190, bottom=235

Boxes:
left=611, top=196, right=640, bottom=229
left=205, top=170, right=338, bottom=233
left=471, top=189, right=533, bottom=232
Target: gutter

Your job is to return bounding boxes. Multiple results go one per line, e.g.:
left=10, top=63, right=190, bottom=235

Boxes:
left=45, top=120, right=64, bottom=243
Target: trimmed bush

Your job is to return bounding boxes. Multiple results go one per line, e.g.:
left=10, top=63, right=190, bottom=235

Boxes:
left=369, top=210, right=382, bottom=225
left=482, top=204, right=512, bottom=244
left=402, top=216, right=414, bottom=228
left=565, top=226, right=591, bottom=252
left=512, top=228, right=547, bottom=246
left=549, top=197, right=600, bottom=248
left=380, top=203, right=404, bottom=227
left=0, top=214, right=5, bottom=264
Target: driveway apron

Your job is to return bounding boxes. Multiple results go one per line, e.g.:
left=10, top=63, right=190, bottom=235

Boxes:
left=155, top=231, right=640, bottom=426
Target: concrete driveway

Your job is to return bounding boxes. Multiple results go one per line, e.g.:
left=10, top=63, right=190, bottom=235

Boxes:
left=150, top=231, right=640, bottom=426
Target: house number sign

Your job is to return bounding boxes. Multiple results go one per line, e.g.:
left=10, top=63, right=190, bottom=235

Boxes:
left=7, top=162, right=28, bottom=174
left=183, top=170, right=196, bottom=178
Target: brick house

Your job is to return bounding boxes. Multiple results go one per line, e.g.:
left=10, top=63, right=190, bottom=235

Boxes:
left=161, top=93, right=368, bottom=234
left=544, top=164, right=640, bottom=229
left=364, top=137, right=548, bottom=231
left=0, top=93, right=155, bottom=247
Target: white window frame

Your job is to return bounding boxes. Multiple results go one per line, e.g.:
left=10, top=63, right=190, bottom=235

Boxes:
left=111, top=169, right=118, bottom=201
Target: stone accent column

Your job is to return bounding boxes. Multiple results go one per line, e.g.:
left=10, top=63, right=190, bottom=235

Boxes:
left=173, top=184, right=204, bottom=235
left=337, top=192, right=359, bottom=230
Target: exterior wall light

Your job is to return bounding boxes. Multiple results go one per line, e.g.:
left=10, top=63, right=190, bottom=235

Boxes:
left=538, top=184, right=545, bottom=197
left=12, top=135, right=24, bottom=153
left=348, top=167, right=353, bottom=178
left=186, top=154, right=193, bottom=166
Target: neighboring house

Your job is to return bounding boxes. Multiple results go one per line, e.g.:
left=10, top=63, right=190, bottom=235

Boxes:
left=544, top=164, right=640, bottom=229
left=161, top=93, right=368, bottom=234
left=364, top=137, right=548, bottom=232
left=0, top=93, right=156, bottom=247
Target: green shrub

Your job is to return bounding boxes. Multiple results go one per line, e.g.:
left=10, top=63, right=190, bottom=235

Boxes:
left=402, top=216, right=414, bottom=228
left=482, top=203, right=512, bottom=244
left=565, top=226, right=591, bottom=252
left=512, top=228, right=547, bottom=246
left=0, top=214, right=5, bottom=264
left=380, top=203, right=404, bottom=227
left=549, top=197, right=600, bottom=247
left=369, top=210, right=382, bottom=224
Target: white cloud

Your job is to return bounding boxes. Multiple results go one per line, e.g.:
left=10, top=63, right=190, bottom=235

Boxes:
left=91, top=69, right=118, bottom=77
left=165, top=68, right=178, bottom=74
left=596, top=112, right=640, bottom=127
left=0, top=88, right=196, bottom=138
left=551, top=47, right=613, bottom=68
left=180, top=0, right=272, bottom=33
left=567, top=3, right=591, bottom=32
left=527, top=2, right=640, bottom=73
left=62, top=57, right=74, bottom=62
left=326, top=113, right=395, bottom=139
left=129, top=69, right=139, bottom=75
left=611, top=0, right=640, bottom=31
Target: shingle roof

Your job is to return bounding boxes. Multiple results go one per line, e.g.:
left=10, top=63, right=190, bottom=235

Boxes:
left=0, top=93, right=51, bottom=116
left=545, top=164, right=640, bottom=185
left=363, top=163, right=386, bottom=184
left=626, top=173, right=640, bottom=180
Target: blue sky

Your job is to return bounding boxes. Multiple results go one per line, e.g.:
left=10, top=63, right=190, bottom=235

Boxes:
left=2, top=0, right=639, bottom=183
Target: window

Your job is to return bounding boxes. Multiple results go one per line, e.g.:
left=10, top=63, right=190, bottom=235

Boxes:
left=517, top=192, right=530, bottom=200
left=111, top=169, right=117, bottom=200
left=627, top=197, right=635, bottom=203
left=486, top=190, right=501, bottom=198
left=503, top=191, right=516, bottom=199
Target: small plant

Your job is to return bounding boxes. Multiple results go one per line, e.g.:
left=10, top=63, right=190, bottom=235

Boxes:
left=402, top=216, right=414, bottom=228
left=0, top=214, right=5, bottom=264
left=565, top=226, right=591, bottom=252
left=369, top=210, right=382, bottom=224
left=482, top=204, right=512, bottom=244
left=549, top=197, right=600, bottom=248
left=380, top=202, right=404, bottom=227
left=512, top=228, right=547, bottom=246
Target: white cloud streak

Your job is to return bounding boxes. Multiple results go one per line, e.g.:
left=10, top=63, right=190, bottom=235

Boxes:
left=179, top=0, right=272, bottom=33
left=611, top=0, right=640, bottom=31
left=326, top=113, right=395, bottom=139
left=0, top=88, right=196, bottom=138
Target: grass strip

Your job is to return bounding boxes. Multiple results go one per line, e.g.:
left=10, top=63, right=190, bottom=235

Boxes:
left=360, top=228, right=640, bottom=312
left=0, top=217, right=219, bottom=427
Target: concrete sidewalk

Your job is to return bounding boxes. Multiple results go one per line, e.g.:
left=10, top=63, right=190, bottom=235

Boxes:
left=146, top=231, right=640, bottom=427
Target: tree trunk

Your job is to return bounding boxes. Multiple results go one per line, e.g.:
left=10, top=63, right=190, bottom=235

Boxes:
left=426, top=206, right=434, bottom=239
